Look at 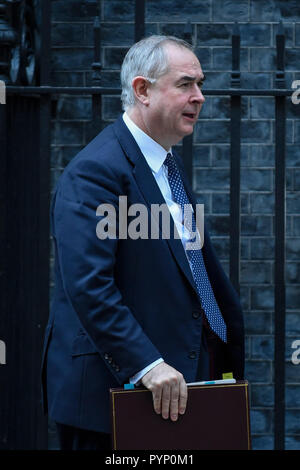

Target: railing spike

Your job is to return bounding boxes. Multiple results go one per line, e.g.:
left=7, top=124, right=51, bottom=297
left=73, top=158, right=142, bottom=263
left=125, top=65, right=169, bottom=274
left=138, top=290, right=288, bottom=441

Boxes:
left=233, top=21, right=240, bottom=36
left=184, top=20, right=192, bottom=39
left=277, top=20, right=284, bottom=36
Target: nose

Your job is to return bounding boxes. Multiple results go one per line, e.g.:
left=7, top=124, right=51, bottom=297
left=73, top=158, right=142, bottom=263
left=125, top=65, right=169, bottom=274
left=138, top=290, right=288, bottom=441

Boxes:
left=190, top=84, right=205, bottom=104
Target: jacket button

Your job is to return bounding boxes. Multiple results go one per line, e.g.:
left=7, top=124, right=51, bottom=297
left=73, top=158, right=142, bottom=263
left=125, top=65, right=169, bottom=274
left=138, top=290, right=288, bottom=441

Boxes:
left=192, top=311, right=200, bottom=319
left=115, top=365, right=120, bottom=372
left=188, top=351, right=197, bottom=359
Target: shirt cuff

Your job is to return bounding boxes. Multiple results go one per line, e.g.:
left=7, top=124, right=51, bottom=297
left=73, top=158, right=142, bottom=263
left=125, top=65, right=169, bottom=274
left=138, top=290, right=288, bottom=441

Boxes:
left=129, top=358, right=164, bottom=385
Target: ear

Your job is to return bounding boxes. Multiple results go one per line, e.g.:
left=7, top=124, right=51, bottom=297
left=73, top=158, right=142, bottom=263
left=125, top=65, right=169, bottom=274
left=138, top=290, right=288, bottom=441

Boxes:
left=131, top=76, right=151, bottom=106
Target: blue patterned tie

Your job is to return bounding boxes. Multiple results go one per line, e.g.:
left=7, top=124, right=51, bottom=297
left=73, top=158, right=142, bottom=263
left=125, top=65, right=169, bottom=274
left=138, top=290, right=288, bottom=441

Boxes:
left=164, top=152, right=227, bottom=343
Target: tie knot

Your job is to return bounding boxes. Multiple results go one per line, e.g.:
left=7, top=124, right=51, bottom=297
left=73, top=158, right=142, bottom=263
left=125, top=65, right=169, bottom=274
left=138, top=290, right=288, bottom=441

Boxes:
left=164, top=152, right=176, bottom=174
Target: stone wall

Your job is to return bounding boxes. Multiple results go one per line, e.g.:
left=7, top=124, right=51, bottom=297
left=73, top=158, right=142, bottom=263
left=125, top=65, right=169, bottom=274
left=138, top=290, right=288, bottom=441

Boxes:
left=49, top=0, right=300, bottom=450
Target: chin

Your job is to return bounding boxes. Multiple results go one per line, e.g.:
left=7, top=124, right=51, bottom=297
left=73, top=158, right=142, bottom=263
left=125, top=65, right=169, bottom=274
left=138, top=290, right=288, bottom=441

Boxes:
left=181, top=125, right=194, bottom=137
left=172, top=125, right=195, bottom=145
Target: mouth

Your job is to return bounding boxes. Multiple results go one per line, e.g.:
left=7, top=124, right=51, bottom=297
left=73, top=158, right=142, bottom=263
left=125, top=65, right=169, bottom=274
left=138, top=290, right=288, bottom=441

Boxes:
left=182, top=112, right=197, bottom=122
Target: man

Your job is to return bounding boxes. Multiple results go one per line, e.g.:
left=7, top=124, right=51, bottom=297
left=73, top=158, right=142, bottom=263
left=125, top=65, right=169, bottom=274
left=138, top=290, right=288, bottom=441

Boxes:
left=41, top=35, right=244, bottom=450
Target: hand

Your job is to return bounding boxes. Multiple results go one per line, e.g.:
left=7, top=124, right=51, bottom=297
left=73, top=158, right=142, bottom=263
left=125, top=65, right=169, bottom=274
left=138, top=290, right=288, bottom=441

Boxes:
left=141, top=362, right=188, bottom=422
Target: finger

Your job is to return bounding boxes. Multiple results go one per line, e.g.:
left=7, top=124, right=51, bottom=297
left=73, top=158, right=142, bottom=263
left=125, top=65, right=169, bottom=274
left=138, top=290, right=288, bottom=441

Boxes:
left=178, top=379, right=188, bottom=415
left=170, top=380, right=180, bottom=422
left=152, top=386, right=162, bottom=415
left=161, top=383, right=171, bottom=419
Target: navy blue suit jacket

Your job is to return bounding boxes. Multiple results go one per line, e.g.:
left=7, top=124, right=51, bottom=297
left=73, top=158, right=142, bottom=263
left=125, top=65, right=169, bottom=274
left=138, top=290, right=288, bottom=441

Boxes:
left=41, top=116, right=244, bottom=433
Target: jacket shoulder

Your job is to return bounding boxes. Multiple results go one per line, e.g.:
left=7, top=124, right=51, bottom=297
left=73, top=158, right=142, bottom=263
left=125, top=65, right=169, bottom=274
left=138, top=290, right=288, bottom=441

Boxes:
left=52, top=119, right=133, bottom=206
left=66, top=122, right=125, bottom=173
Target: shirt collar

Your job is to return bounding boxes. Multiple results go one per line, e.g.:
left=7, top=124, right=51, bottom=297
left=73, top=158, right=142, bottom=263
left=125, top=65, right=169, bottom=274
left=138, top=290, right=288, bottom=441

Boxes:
left=123, top=112, right=171, bottom=174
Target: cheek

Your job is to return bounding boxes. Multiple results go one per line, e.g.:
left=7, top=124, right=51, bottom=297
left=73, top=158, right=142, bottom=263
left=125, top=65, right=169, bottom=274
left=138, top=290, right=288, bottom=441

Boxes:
left=151, top=94, right=186, bottom=125
left=166, top=101, right=184, bottom=117
left=172, top=97, right=189, bottom=114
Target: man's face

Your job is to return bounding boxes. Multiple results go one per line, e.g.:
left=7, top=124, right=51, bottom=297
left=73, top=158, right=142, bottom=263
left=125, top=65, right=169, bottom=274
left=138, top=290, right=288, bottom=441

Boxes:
left=145, top=43, right=205, bottom=149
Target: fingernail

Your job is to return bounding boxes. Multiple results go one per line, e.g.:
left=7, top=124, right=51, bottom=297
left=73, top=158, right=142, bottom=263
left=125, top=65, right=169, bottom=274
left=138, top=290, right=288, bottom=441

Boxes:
left=171, top=415, right=178, bottom=421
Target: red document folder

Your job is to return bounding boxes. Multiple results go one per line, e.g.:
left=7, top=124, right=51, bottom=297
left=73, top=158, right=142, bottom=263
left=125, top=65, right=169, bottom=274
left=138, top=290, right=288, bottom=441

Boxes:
left=110, top=380, right=251, bottom=450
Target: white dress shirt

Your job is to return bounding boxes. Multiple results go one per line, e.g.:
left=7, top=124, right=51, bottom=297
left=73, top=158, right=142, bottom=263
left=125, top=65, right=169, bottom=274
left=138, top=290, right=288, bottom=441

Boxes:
left=122, top=112, right=194, bottom=384
left=123, top=112, right=192, bottom=248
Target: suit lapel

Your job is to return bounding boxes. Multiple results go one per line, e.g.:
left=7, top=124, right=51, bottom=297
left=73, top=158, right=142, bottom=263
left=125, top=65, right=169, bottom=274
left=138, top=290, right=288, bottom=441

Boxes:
left=113, top=116, right=198, bottom=296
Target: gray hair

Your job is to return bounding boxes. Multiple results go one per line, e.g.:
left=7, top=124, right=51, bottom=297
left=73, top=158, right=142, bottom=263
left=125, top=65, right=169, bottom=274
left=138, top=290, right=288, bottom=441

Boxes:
left=120, top=35, right=193, bottom=111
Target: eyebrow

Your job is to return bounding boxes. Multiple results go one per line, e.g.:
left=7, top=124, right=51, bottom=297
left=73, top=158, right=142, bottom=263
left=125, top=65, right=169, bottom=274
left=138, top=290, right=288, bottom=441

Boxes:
left=177, top=74, right=206, bottom=84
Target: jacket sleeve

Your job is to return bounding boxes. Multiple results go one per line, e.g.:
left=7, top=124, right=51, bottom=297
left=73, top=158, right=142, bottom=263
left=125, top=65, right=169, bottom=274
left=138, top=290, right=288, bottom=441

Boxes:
left=52, top=155, right=162, bottom=385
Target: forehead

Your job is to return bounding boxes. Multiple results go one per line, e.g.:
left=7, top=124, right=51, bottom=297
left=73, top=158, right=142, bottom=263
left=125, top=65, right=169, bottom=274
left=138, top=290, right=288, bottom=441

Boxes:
left=163, top=43, right=202, bottom=77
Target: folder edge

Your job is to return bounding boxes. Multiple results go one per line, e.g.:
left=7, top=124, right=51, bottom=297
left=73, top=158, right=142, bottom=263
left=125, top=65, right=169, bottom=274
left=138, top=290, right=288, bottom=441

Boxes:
left=110, top=380, right=251, bottom=450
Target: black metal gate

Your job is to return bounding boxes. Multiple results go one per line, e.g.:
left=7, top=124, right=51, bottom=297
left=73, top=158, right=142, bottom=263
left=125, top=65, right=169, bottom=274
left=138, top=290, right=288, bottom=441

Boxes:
left=0, top=0, right=50, bottom=449
left=0, top=94, right=49, bottom=449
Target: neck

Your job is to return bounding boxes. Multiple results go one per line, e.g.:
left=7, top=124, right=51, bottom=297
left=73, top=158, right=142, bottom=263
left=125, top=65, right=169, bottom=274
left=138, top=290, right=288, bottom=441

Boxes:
left=126, top=107, right=172, bottom=151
